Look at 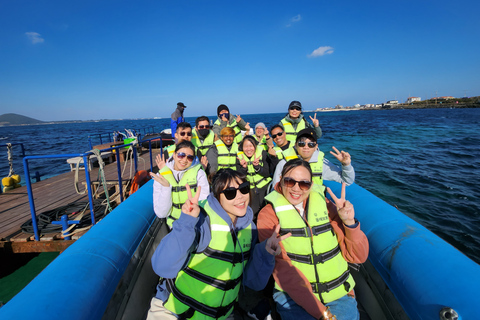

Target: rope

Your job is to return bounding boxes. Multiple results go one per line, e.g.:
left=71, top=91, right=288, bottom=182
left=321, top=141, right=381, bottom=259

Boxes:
left=7, top=143, right=14, bottom=177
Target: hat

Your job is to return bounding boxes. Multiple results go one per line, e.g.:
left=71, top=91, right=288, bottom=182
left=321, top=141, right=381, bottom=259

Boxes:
left=177, top=102, right=186, bottom=108
left=289, top=101, right=302, bottom=109
left=255, top=122, right=266, bottom=130
left=217, top=104, right=229, bottom=115
left=296, top=128, right=317, bottom=142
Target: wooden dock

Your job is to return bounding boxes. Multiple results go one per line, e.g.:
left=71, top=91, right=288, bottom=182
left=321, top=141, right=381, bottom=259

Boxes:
left=0, top=148, right=160, bottom=253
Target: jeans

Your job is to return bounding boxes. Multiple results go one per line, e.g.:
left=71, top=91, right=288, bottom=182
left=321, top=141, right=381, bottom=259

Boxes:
left=273, top=290, right=359, bottom=320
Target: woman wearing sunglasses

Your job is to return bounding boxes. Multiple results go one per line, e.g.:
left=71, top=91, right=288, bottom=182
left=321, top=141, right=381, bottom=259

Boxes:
left=204, top=127, right=239, bottom=176
left=258, top=159, right=369, bottom=320
left=147, top=169, right=291, bottom=320
left=237, top=135, right=272, bottom=219
left=151, top=140, right=209, bottom=228
left=279, top=101, right=322, bottom=143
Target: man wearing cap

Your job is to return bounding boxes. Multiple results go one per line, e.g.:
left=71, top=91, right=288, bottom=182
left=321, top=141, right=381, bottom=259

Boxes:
left=170, top=102, right=187, bottom=137
left=253, top=122, right=273, bottom=151
left=279, top=101, right=322, bottom=143
left=212, top=104, right=250, bottom=143
left=271, top=128, right=355, bottom=189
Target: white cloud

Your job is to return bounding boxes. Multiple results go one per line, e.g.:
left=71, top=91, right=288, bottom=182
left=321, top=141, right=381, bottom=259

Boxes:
left=25, top=32, right=44, bottom=44
left=308, top=46, right=334, bottom=57
left=286, top=14, right=302, bottom=27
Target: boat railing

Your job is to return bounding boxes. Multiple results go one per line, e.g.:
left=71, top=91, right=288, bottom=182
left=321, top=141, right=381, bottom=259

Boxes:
left=22, top=135, right=163, bottom=241
left=87, top=126, right=160, bottom=150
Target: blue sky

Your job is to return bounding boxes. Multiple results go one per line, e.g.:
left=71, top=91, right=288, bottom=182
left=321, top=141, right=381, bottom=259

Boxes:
left=1, top=0, right=479, bottom=121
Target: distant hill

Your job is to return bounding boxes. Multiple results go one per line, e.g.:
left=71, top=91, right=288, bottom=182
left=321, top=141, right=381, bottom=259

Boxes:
left=0, top=113, right=44, bottom=126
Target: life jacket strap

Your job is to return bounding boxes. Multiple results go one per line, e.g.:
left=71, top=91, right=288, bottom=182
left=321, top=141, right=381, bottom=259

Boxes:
left=311, top=270, right=350, bottom=294
left=203, top=246, right=250, bottom=264
left=171, top=185, right=197, bottom=192
left=183, top=267, right=241, bottom=291
left=312, top=172, right=323, bottom=178
left=166, top=279, right=234, bottom=319
left=287, top=245, right=341, bottom=264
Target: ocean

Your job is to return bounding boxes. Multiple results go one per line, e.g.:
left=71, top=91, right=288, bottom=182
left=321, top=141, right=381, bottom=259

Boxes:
left=1, top=107, right=479, bottom=267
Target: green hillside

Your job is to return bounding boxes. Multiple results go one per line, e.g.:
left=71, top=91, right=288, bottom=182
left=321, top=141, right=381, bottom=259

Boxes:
left=0, top=113, right=44, bottom=126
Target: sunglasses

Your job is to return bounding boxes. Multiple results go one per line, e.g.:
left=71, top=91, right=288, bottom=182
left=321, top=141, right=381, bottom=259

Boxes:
left=220, top=181, right=250, bottom=200
left=271, top=132, right=284, bottom=139
left=179, top=131, right=192, bottom=137
left=176, top=152, right=195, bottom=162
left=282, top=177, right=312, bottom=191
left=297, top=141, right=316, bottom=148
left=220, top=113, right=229, bottom=118
left=289, top=106, right=301, bottom=111
left=198, top=125, right=210, bottom=129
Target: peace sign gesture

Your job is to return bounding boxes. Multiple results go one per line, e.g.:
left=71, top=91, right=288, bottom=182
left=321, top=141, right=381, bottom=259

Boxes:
left=155, top=153, right=167, bottom=170
left=182, top=184, right=202, bottom=218
left=330, top=146, right=351, bottom=166
left=309, top=113, right=319, bottom=127
left=327, top=183, right=355, bottom=226
left=237, top=155, right=247, bottom=168
left=252, top=153, right=261, bottom=166
left=266, top=224, right=292, bottom=256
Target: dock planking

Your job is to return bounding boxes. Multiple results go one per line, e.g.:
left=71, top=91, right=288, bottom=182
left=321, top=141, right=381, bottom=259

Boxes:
left=0, top=149, right=160, bottom=252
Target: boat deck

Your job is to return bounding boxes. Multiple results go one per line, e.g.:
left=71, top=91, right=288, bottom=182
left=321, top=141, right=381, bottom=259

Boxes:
left=0, top=148, right=161, bottom=253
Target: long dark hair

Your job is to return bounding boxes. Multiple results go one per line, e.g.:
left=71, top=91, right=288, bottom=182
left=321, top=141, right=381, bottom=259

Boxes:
left=211, top=169, right=247, bottom=201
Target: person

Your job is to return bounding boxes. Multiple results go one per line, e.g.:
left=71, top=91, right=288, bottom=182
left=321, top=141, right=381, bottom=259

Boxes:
left=253, top=122, right=273, bottom=151
left=191, top=116, right=215, bottom=157
left=150, top=141, right=209, bottom=228
left=257, top=159, right=369, bottom=320
left=267, top=124, right=295, bottom=171
left=204, top=127, right=238, bottom=175
left=237, top=135, right=272, bottom=219
left=146, top=169, right=291, bottom=320
left=271, top=128, right=355, bottom=189
left=212, top=104, right=250, bottom=143
left=279, top=101, right=322, bottom=143
left=163, top=122, right=194, bottom=159
left=170, top=102, right=186, bottom=136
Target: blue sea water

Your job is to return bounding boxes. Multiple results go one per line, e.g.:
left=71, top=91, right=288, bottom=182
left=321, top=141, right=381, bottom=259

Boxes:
left=1, top=108, right=479, bottom=264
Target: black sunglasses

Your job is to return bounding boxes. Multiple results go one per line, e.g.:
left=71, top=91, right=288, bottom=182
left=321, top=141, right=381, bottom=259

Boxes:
left=220, top=181, right=250, bottom=200
left=271, top=132, right=284, bottom=139
left=282, top=177, right=312, bottom=191
left=176, top=152, right=195, bottom=162
left=289, top=106, right=301, bottom=111
left=297, top=141, right=316, bottom=148
left=198, top=125, right=210, bottom=129
left=179, top=131, right=192, bottom=137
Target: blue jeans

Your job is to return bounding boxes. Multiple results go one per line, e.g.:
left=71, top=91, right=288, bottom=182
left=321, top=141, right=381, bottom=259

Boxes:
left=273, top=290, right=359, bottom=320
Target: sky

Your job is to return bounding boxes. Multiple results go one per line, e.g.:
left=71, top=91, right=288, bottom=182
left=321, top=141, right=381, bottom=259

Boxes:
left=1, top=0, right=479, bottom=121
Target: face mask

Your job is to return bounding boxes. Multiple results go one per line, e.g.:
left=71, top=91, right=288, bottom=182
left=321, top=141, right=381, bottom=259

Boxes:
left=198, top=129, right=210, bottom=137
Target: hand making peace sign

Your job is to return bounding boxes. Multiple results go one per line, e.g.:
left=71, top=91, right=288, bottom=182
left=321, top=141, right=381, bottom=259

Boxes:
left=252, top=153, right=261, bottom=166
left=265, top=224, right=292, bottom=256
left=309, top=113, right=319, bottom=127
left=327, top=183, right=356, bottom=226
left=237, top=155, right=248, bottom=168
left=182, top=184, right=202, bottom=218
left=330, top=146, right=351, bottom=166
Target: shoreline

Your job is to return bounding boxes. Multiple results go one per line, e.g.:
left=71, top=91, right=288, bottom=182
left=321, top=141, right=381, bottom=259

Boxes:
left=310, top=102, right=480, bottom=113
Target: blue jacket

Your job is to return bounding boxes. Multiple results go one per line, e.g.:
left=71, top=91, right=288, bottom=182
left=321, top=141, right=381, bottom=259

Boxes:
left=151, top=193, right=275, bottom=300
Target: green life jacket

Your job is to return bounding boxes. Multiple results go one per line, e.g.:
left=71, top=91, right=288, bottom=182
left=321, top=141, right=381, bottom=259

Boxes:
left=265, top=190, right=355, bottom=304
left=159, top=164, right=201, bottom=227
left=237, top=147, right=272, bottom=189
left=192, top=129, right=215, bottom=156
left=215, top=140, right=238, bottom=170
left=214, top=119, right=243, bottom=143
left=164, top=144, right=176, bottom=157
left=163, top=199, right=252, bottom=319
left=280, top=117, right=306, bottom=143
left=253, top=135, right=268, bottom=151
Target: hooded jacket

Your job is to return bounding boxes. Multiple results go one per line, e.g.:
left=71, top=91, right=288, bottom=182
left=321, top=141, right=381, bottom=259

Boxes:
left=280, top=114, right=322, bottom=139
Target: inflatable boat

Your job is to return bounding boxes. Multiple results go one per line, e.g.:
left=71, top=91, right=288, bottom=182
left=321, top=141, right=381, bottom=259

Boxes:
left=0, top=180, right=478, bottom=320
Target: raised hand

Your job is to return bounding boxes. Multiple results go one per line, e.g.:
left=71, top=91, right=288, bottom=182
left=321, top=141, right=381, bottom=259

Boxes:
left=327, top=183, right=355, bottom=226
left=237, top=156, right=247, bottom=168
left=309, top=113, right=319, bottom=127
left=182, top=184, right=201, bottom=218
left=149, top=172, right=170, bottom=187
left=236, top=114, right=242, bottom=123
left=265, top=224, right=291, bottom=256
left=244, top=122, right=251, bottom=132
left=221, top=113, right=229, bottom=122
left=201, top=155, right=208, bottom=169
left=267, top=145, right=277, bottom=157
left=252, top=153, right=261, bottom=166
left=155, top=153, right=167, bottom=170
left=330, top=146, right=351, bottom=166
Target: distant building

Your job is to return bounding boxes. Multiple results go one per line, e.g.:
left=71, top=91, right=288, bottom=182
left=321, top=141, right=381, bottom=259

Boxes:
left=334, top=105, right=343, bottom=109
left=406, top=97, right=421, bottom=104
left=386, top=100, right=398, bottom=105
